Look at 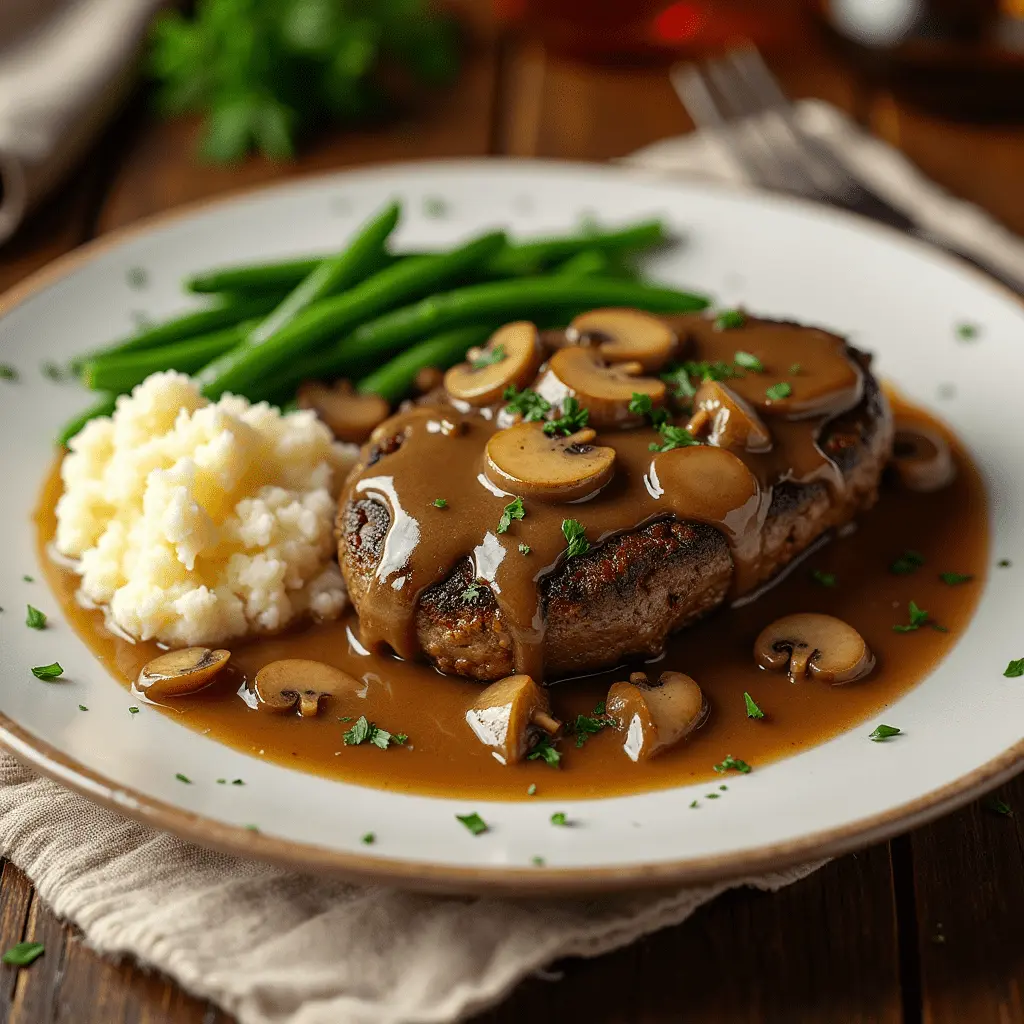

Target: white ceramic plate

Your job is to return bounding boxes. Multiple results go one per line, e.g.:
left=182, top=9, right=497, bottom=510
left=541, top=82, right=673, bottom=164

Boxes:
left=1, top=160, right=1022, bottom=894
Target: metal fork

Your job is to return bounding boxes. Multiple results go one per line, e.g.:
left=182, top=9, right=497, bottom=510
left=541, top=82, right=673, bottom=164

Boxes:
left=671, top=47, right=1024, bottom=295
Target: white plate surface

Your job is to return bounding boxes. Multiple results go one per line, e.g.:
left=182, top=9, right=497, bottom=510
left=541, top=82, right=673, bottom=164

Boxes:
left=1, top=160, right=1022, bottom=893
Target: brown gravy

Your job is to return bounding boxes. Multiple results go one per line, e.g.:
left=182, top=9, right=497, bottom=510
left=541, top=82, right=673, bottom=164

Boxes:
left=35, top=395, right=989, bottom=800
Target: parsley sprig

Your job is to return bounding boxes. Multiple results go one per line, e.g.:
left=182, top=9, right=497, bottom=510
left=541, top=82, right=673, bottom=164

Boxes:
left=503, top=386, right=550, bottom=422
left=713, top=754, right=751, bottom=774
left=543, top=397, right=589, bottom=437
left=561, top=519, right=590, bottom=559
left=343, top=715, right=408, bottom=749
left=469, top=344, right=506, bottom=370
left=497, top=496, right=525, bottom=534
left=649, top=422, right=700, bottom=452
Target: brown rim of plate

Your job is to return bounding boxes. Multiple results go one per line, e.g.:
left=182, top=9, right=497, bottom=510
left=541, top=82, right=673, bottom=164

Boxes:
left=1, top=162, right=1022, bottom=895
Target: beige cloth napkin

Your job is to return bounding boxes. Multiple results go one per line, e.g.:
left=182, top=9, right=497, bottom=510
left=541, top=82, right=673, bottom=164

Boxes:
left=3, top=104, right=1022, bottom=1023
left=0, top=0, right=163, bottom=244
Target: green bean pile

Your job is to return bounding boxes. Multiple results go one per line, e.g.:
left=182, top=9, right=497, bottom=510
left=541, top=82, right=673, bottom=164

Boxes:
left=60, top=202, right=709, bottom=445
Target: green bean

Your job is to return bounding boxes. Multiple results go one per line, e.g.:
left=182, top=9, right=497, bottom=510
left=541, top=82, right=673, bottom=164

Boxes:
left=81, top=321, right=255, bottom=394
left=357, top=324, right=493, bottom=402
left=555, top=249, right=614, bottom=278
left=57, top=394, right=118, bottom=447
left=196, top=230, right=508, bottom=400
left=265, top=276, right=708, bottom=399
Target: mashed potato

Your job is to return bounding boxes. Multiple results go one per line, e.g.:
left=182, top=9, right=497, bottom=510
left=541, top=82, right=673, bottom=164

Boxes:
left=55, top=372, right=356, bottom=647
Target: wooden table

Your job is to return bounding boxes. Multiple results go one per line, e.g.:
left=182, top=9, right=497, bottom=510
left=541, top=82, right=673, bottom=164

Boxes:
left=1, top=12, right=1023, bottom=1023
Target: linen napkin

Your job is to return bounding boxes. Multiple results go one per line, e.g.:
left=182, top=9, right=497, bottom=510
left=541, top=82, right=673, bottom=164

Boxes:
left=0, top=0, right=163, bottom=245
left=3, top=104, right=1024, bottom=1024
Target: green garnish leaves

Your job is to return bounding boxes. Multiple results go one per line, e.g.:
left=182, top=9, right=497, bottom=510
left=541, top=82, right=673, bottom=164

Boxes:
left=810, top=569, right=837, bottom=588
left=999, top=558, right=1012, bottom=568
left=648, top=422, right=700, bottom=453
left=893, top=600, right=931, bottom=632
left=869, top=724, right=901, bottom=742
left=527, top=736, right=561, bottom=768
left=175, top=772, right=192, bottom=783
left=126, top=266, right=148, bottom=289
left=25, top=605, right=46, bottom=630
left=715, top=309, right=746, bottom=330
left=984, top=796, right=1013, bottom=817
left=689, top=799, right=699, bottom=808
left=423, top=196, right=448, bottom=218
left=527, top=783, right=537, bottom=795
left=432, top=498, right=448, bottom=509
left=128, top=706, right=140, bottom=714
left=503, top=386, right=551, bottom=423
left=713, top=754, right=751, bottom=774
left=789, top=363, right=802, bottom=374
left=661, top=364, right=697, bottom=400
left=78, top=705, right=88, bottom=711
left=343, top=715, right=408, bottom=749
left=955, top=322, right=979, bottom=341
left=462, top=581, right=485, bottom=604
left=456, top=812, right=488, bottom=836
left=531, top=855, right=545, bottom=866
left=629, top=392, right=669, bottom=427
left=733, top=350, right=763, bottom=372
left=1003, top=659, right=1024, bottom=678
left=561, top=519, right=590, bottom=559
left=940, top=572, right=973, bottom=585
left=890, top=550, right=925, bottom=575
left=2, top=941, right=44, bottom=967
left=497, top=496, right=525, bottom=534
left=0, top=364, right=19, bottom=382
left=361, top=832, right=376, bottom=844
left=22, top=575, right=34, bottom=583
left=31, top=663, right=63, bottom=681
left=570, top=711, right=611, bottom=748
left=469, top=344, right=506, bottom=370
left=550, top=812, right=569, bottom=826
left=543, top=397, right=589, bottom=437
left=518, top=542, right=531, bottom=555
left=765, top=381, right=792, bottom=401
left=743, top=692, right=764, bottom=719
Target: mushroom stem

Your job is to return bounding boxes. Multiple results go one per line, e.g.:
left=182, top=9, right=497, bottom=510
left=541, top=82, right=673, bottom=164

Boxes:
left=530, top=708, right=563, bottom=736
left=298, top=692, right=321, bottom=717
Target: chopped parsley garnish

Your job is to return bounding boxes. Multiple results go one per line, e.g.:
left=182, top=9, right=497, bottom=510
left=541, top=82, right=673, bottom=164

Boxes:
left=469, top=344, right=506, bottom=370
left=25, top=605, right=46, bottom=629
left=648, top=422, right=700, bottom=453
left=733, top=350, right=763, bottom=372
left=713, top=754, right=751, bottom=774
left=232, top=778, right=245, bottom=785
left=432, top=498, right=448, bottom=509
left=531, top=855, right=545, bottom=866
left=343, top=715, right=407, bottom=749
left=497, top=496, right=525, bottom=534
left=456, top=812, right=488, bottom=836
left=810, top=569, right=837, bottom=588
left=893, top=600, right=930, bottom=632
left=689, top=799, right=699, bottom=808
left=561, top=519, right=590, bottom=559
left=78, top=705, right=88, bottom=711
left=543, top=396, right=589, bottom=436
left=550, top=812, right=568, bottom=826
left=41, top=362, right=67, bottom=382
left=31, top=663, right=63, bottom=681
left=939, top=572, right=973, bottom=585
left=715, top=309, right=746, bottom=331
left=175, top=772, right=192, bottom=783
left=22, top=575, right=34, bottom=583
left=984, top=796, right=1013, bottom=817
left=518, top=542, right=531, bottom=555
left=527, top=783, right=537, bottom=795
left=570, top=714, right=610, bottom=748
left=955, top=322, right=979, bottom=341
left=661, top=364, right=697, bottom=400
left=503, top=386, right=550, bottom=422
left=217, top=779, right=226, bottom=784
left=743, top=692, right=764, bottom=719
left=789, top=363, right=802, bottom=374
left=0, top=364, right=18, bottom=382
left=244, top=824, right=259, bottom=832
left=998, top=558, right=1012, bottom=568
left=2, top=942, right=44, bottom=967
left=361, top=832, right=376, bottom=844
left=869, top=724, right=901, bottom=742
left=128, top=706, right=139, bottom=714
left=462, top=581, right=485, bottom=604
left=705, top=792, right=720, bottom=799
left=423, top=196, right=448, bottom=218
left=629, top=392, right=669, bottom=426
left=765, top=381, right=792, bottom=401
left=1003, top=659, right=1024, bottom=678
left=689, top=360, right=741, bottom=382
left=126, top=266, right=149, bottom=289
left=719, top=784, right=728, bottom=791
left=890, top=550, right=925, bottom=575
left=526, top=736, right=561, bottom=768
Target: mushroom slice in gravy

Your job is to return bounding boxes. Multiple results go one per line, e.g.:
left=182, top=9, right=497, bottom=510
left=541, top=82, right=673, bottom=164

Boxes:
left=606, top=671, right=707, bottom=762
left=891, top=423, right=956, bottom=492
left=253, top=659, right=361, bottom=717
left=444, top=321, right=545, bottom=406
left=567, top=308, right=678, bottom=373
left=137, top=647, right=231, bottom=698
left=297, top=379, right=390, bottom=443
left=754, top=613, right=874, bottom=684
left=465, top=674, right=562, bottom=765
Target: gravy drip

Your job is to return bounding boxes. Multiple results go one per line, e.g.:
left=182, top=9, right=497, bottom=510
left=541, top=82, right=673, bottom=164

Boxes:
left=344, top=315, right=869, bottom=679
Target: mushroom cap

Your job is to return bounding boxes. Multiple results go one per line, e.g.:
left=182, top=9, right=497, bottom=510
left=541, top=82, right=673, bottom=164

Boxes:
left=606, top=670, right=707, bottom=761
left=754, top=612, right=874, bottom=684
left=465, top=673, right=560, bottom=765
left=253, top=659, right=361, bottom=717
left=297, top=380, right=390, bottom=444
left=568, top=308, right=677, bottom=373
left=137, top=647, right=231, bottom=698
left=891, top=424, right=956, bottom=492
left=444, top=322, right=545, bottom=407
left=686, top=379, right=772, bottom=453
left=547, top=346, right=666, bottom=428
left=484, top=421, right=616, bottom=503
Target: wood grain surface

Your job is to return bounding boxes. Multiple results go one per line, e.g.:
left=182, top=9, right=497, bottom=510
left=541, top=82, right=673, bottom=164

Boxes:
left=1, top=7, right=1023, bottom=1022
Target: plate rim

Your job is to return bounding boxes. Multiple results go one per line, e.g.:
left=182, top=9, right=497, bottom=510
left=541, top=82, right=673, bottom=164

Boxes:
left=2, top=157, right=1022, bottom=894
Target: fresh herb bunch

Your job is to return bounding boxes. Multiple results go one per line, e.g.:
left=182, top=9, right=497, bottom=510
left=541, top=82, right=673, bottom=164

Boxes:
left=150, top=0, right=460, bottom=162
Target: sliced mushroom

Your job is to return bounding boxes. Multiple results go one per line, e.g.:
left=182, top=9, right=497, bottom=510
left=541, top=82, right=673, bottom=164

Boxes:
left=484, top=421, right=616, bottom=502
left=465, top=674, right=562, bottom=765
left=568, top=308, right=677, bottom=372
left=444, top=321, right=545, bottom=407
left=547, top=346, right=665, bottom=428
left=137, top=647, right=230, bottom=698
left=754, top=613, right=874, bottom=684
left=252, top=659, right=361, bottom=717
left=890, top=425, right=956, bottom=492
left=685, top=379, right=772, bottom=452
left=297, top=380, right=390, bottom=443
left=606, top=670, right=707, bottom=762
